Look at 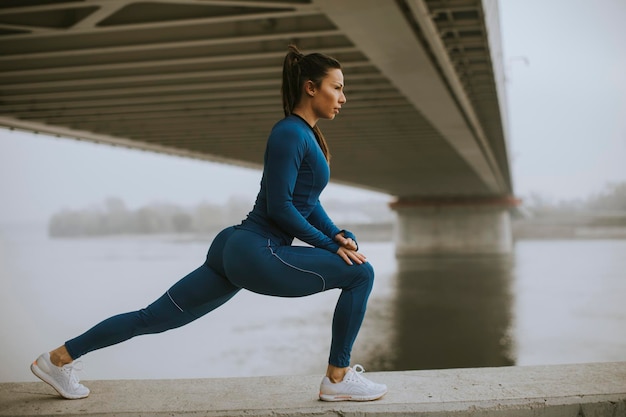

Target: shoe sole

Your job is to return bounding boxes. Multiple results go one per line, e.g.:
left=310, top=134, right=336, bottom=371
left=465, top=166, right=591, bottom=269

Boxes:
left=30, top=361, right=89, bottom=400
left=319, top=390, right=387, bottom=402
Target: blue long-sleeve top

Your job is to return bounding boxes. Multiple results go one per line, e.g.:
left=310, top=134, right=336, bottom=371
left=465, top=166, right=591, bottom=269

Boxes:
left=238, top=114, right=351, bottom=252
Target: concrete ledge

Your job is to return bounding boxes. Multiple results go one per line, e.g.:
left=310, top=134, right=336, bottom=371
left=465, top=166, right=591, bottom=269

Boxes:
left=1, top=362, right=625, bottom=416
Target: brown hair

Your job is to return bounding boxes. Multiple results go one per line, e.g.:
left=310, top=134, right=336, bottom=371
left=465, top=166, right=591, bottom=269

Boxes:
left=281, top=44, right=341, bottom=162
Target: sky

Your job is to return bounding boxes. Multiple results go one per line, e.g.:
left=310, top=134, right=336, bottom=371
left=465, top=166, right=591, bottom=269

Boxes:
left=500, top=0, right=626, bottom=203
left=1, top=0, right=625, bottom=224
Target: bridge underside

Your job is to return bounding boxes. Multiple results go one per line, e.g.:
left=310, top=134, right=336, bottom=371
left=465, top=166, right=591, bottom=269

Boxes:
left=0, top=0, right=514, bottom=253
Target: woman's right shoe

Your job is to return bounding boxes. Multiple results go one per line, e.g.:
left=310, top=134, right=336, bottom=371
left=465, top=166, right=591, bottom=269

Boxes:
left=319, top=364, right=387, bottom=401
left=30, top=352, right=90, bottom=399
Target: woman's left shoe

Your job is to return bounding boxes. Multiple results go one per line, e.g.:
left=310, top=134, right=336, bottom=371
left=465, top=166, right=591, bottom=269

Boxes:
left=30, top=352, right=90, bottom=399
left=319, top=364, right=387, bottom=402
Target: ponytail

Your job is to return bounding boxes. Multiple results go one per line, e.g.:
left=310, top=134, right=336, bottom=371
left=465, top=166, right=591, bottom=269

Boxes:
left=281, top=44, right=341, bottom=163
left=282, top=44, right=303, bottom=119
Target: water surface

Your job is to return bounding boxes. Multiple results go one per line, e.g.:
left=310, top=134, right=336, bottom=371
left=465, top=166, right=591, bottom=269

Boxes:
left=1, top=223, right=624, bottom=382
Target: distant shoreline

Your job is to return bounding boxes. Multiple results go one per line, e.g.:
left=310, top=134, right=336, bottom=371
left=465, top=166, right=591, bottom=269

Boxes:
left=512, top=222, right=626, bottom=240
left=44, top=220, right=626, bottom=242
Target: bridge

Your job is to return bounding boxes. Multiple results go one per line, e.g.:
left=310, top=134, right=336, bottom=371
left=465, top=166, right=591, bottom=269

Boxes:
left=0, top=0, right=515, bottom=254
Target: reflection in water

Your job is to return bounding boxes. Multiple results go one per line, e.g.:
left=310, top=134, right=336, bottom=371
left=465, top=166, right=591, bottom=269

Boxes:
left=370, top=255, right=516, bottom=370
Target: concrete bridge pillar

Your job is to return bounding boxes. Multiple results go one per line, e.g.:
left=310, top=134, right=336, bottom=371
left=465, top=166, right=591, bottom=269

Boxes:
left=390, top=197, right=519, bottom=256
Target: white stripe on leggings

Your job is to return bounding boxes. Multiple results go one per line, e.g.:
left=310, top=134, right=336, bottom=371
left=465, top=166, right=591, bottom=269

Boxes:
left=166, top=290, right=184, bottom=312
left=267, top=239, right=327, bottom=292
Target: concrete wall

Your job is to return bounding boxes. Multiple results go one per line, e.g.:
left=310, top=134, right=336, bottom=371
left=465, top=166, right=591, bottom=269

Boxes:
left=2, top=362, right=624, bottom=416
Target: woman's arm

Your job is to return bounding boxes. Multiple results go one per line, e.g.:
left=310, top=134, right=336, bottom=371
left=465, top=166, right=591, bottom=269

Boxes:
left=308, top=201, right=359, bottom=251
left=307, top=201, right=341, bottom=238
left=264, top=128, right=340, bottom=252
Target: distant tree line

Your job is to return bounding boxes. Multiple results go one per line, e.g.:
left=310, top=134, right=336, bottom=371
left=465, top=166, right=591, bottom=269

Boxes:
left=48, top=196, right=394, bottom=238
left=48, top=182, right=626, bottom=238
left=48, top=197, right=252, bottom=237
left=514, top=182, right=626, bottom=238
left=521, top=181, right=626, bottom=214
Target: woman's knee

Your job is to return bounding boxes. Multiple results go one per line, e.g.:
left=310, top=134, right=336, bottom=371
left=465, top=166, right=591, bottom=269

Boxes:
left=353, top=261, right=375, bottom=289
left=138, top=294, right=188, bottom=332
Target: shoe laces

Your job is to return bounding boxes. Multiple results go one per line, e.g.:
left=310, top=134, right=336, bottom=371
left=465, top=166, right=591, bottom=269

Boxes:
left=61, top=361, right=84, bottom=387
left=345, top=364, right=369, bottom=385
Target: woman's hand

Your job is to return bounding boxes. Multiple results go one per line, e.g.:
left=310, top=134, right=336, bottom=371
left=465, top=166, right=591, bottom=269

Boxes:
left=334, top=232, right=357, bottom=251
left=336, top=246, right=367, bottom=266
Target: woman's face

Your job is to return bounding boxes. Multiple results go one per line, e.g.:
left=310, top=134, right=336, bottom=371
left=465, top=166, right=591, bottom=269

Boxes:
left=310, top=68, right=346, bottom=120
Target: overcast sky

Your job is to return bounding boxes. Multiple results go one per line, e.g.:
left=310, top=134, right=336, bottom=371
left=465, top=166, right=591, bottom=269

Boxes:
left=1, top=0, right=625, bottom=224
left=501, top=0, right=625, bottom=204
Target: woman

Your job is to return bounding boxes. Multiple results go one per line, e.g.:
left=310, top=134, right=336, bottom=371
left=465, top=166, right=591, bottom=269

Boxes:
left=30, top=45, right=387, bottom=402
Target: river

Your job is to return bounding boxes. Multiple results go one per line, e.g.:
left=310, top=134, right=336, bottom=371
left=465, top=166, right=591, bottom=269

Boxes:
left=1, top=223, right=624, bottom=382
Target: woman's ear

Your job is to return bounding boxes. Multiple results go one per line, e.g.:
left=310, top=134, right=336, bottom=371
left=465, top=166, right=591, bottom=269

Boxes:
left=304, top=80, right=316, bottom=97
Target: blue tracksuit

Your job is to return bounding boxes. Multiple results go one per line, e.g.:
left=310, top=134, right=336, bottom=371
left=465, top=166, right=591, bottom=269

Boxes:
left=65, top=115, right=375, bottom=368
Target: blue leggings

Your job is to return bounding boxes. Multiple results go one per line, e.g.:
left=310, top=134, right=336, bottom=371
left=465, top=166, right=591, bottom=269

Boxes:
left=65, top=227, right=375, bottom=368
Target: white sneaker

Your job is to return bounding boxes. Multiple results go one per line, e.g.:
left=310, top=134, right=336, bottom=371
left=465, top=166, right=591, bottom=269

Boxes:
left=319, top=364, right=387, bottom=401
left=30, top=352, right=90, bottom=399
